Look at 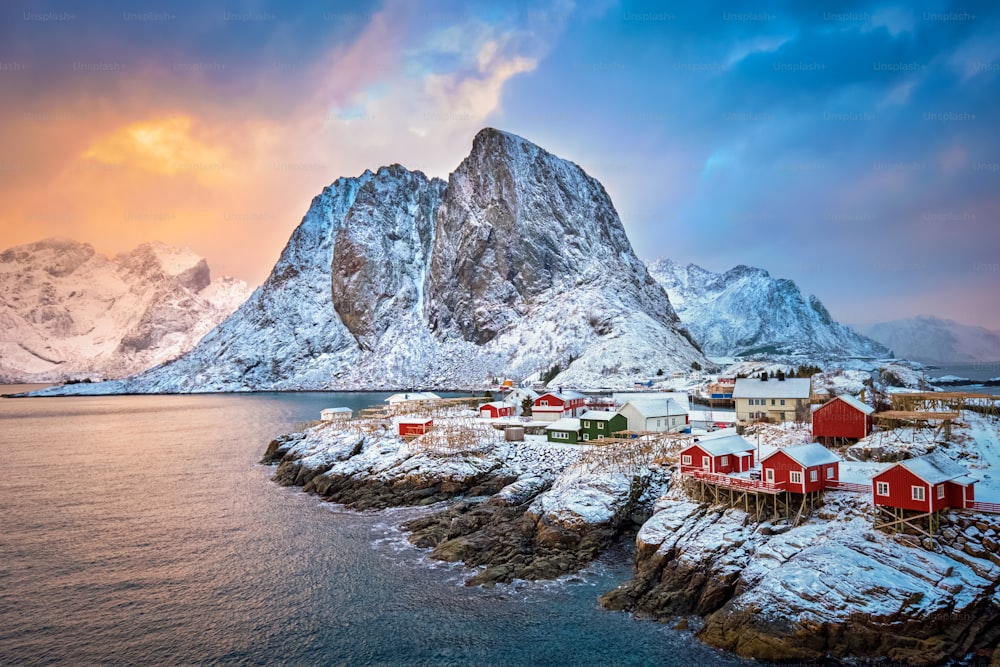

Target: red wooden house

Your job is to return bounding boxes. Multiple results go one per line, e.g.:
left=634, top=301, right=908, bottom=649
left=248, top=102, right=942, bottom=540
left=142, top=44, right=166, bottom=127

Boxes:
left=479, top=401, right=515, bottom=419
left=533, top=391, right=587, bottom=422
left=871, top=451, right=976, bottom=513
left=812, top=395, right=874, bottom=442
left=760, top=442, right=840, bottom=493
left=680, top=435, right=755, bottom=475
left=398, top=417, right=433, bottom=437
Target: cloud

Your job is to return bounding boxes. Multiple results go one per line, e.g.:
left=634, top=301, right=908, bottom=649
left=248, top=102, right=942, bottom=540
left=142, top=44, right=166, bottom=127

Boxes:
left=81, top=116, right=229, bottom=182
left=0, top=0, right=572, bottom=286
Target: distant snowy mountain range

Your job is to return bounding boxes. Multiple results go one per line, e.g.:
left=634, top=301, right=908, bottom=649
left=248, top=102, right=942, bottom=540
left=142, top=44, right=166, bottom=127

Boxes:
left=0, top=239, right=250, bottom=383
left=854, top=316, right=1000, bottom=364
left=647, top=259, right=890, bottom=359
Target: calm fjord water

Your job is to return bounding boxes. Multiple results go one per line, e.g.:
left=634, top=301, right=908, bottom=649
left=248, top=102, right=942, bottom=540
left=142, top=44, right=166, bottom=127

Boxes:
left=0, top=391, right=747, bottom=666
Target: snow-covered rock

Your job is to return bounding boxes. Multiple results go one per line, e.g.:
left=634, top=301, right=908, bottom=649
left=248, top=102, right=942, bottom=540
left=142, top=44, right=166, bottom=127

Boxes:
left=0, top=238, right=250, bottom=382
left=648, top=258, right=889, bottom=359
left=37, top=129, right=707, bottom=395
left=604, top=492, right=1000, bottom=664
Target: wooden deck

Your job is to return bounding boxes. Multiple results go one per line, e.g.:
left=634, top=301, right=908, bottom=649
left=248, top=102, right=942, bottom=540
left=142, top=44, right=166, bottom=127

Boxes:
left=687, top=469, right=786, bottom=494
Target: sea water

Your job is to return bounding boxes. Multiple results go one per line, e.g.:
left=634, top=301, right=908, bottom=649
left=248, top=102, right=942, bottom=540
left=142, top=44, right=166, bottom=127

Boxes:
left=0, top=391, right=749, bottom=666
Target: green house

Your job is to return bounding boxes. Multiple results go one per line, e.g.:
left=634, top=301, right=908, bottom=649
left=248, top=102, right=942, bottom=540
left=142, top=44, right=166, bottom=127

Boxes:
left=545, top=418, right=582, bottom=444
left=579, top=410, right=628, bottom=442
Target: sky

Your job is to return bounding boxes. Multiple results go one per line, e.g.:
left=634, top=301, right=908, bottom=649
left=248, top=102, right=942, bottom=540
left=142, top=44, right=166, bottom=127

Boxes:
left=1, top=0, right=998, bottom=329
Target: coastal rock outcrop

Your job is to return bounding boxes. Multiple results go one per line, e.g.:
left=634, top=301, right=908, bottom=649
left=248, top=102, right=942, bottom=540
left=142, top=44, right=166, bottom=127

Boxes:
left=602, top=493, right=1000, bottom=664
left=261, top=416, right=664, bottom=584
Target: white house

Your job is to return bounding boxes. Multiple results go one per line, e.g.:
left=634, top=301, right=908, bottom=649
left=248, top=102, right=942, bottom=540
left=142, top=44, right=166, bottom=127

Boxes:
left=385, top=392, right=441, bottom=406
left=618, top=398, right=688, bottom=433
left=320, top=407, right=352, bottom=421
left=506, top=387, right=540, bottom=416
left=613, top=391, right=690, bottom=413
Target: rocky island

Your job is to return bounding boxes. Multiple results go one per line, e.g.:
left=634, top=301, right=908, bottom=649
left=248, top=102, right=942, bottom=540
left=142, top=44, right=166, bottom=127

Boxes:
left=263, top=408, right=1000, bottom=665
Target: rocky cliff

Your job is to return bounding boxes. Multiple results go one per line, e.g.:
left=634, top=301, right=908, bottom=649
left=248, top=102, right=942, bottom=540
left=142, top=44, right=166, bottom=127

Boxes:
left=39, top=129, right=706, bottom=394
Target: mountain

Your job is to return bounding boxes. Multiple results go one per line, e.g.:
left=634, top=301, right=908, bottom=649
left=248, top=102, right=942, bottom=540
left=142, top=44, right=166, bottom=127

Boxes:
left=647, top=258, right=890, bottom=359
left=41, top=129, right=707, bottom=394
left=0, top=238, right=251, bottom=383
left=854, top=316, right=1000, bottom=364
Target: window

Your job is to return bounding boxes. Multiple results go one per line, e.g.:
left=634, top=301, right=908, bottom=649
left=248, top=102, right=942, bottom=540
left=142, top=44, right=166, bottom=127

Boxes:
left=583, top=433, right=589, bottom=441
left=780, top=399, right=785, bottom=406
left=681, top=455, right=692, bottom=465
left=789, top=471, right=803, bottom=484
left=702, top=456, right=710, bottom=469
left=656, top=419, right=661, bottom=427
left=912, top=486, right=925, bottom=502
left=771, top=399, right=776, bottom=406
left=597, top=422, right=604, bottom=430
left=597, top=435, right=605, bottom=440
left=810, top=469, right=818, bottom=482
left=876, top=481, right=889, bottom=496
left=540, top=400, right=548, bottom=406
left=937, top=484, right=945, bottom=500
left=826, top=466, right=834, bottom=479
left=721, top=456, right=729, bottom=466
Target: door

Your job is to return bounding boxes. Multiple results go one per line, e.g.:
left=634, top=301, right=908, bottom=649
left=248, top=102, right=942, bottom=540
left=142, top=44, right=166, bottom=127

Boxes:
left=765, top=468, right=774, bottom=484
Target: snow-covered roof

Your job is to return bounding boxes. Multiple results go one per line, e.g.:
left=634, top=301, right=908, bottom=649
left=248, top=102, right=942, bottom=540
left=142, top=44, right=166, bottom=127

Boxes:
left=397, top=417, right=433, bottom=425
left=386, top=392, right=440, bottom=403
left=895, top=451, right=970, bottom=485
left=579, top=410, right=619, bottom=421
left=614, top=391, right=690, bottom=411
left=480, top=401, right=514, bottom=409
left=321, top=407, right=352, bottom=414
left=545, top=418, right=582, bottom=432
left=508, top=388, right=540, bottom=400
left=763, top=442, right=840, bottom=468
left=732, top=378, right=811, bottom=399
left=686, top=434, right=754, bottom=457
left=540, top=390, right=586, bottom=402
left=828, top=394, right=875, bottom=415
left=621, top=398, right=687, bottom=418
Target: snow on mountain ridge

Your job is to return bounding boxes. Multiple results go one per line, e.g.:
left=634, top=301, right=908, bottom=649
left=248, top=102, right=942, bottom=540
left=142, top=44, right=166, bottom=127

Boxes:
left=647, top=257, right=889, bottom=359
left=0, top=238, right=251, bottom=382
left=41, top=128, right=708, bottom=394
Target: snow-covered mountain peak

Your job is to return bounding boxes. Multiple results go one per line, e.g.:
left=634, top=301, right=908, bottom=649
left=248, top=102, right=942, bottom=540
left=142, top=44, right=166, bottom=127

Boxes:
left=648, top=258, right=889, bottom=359
left=47, top=129, right=708, bottom=393
left=0, top=239, right=251, bottom=383
left=0, top=237, right=98, bottom=278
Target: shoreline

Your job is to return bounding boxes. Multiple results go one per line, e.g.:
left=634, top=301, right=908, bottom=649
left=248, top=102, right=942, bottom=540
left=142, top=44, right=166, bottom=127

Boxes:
left=262, top=410, right=1000, bottom=664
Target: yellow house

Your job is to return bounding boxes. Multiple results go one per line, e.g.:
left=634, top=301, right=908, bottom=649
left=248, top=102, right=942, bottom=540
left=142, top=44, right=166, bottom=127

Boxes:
left=732, top=377, right=811, bottom=423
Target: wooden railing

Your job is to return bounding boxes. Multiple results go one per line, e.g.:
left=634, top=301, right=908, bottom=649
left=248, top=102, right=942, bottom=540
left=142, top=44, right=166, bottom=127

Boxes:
left=966, top=501, right=1000, bottom=514
left=825, top=481, right=872, bottom=494
left=688, top=469, right=786, bottom=493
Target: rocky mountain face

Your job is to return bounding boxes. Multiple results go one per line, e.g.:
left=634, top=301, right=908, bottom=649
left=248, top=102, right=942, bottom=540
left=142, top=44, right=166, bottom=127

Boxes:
left=647, top=258, right=890, bottom=359
left=0, top=238, right=250, bottom=383
left=855, top=316, right=1000, bottom=364
left=47, top=128, right=706, bottom=394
